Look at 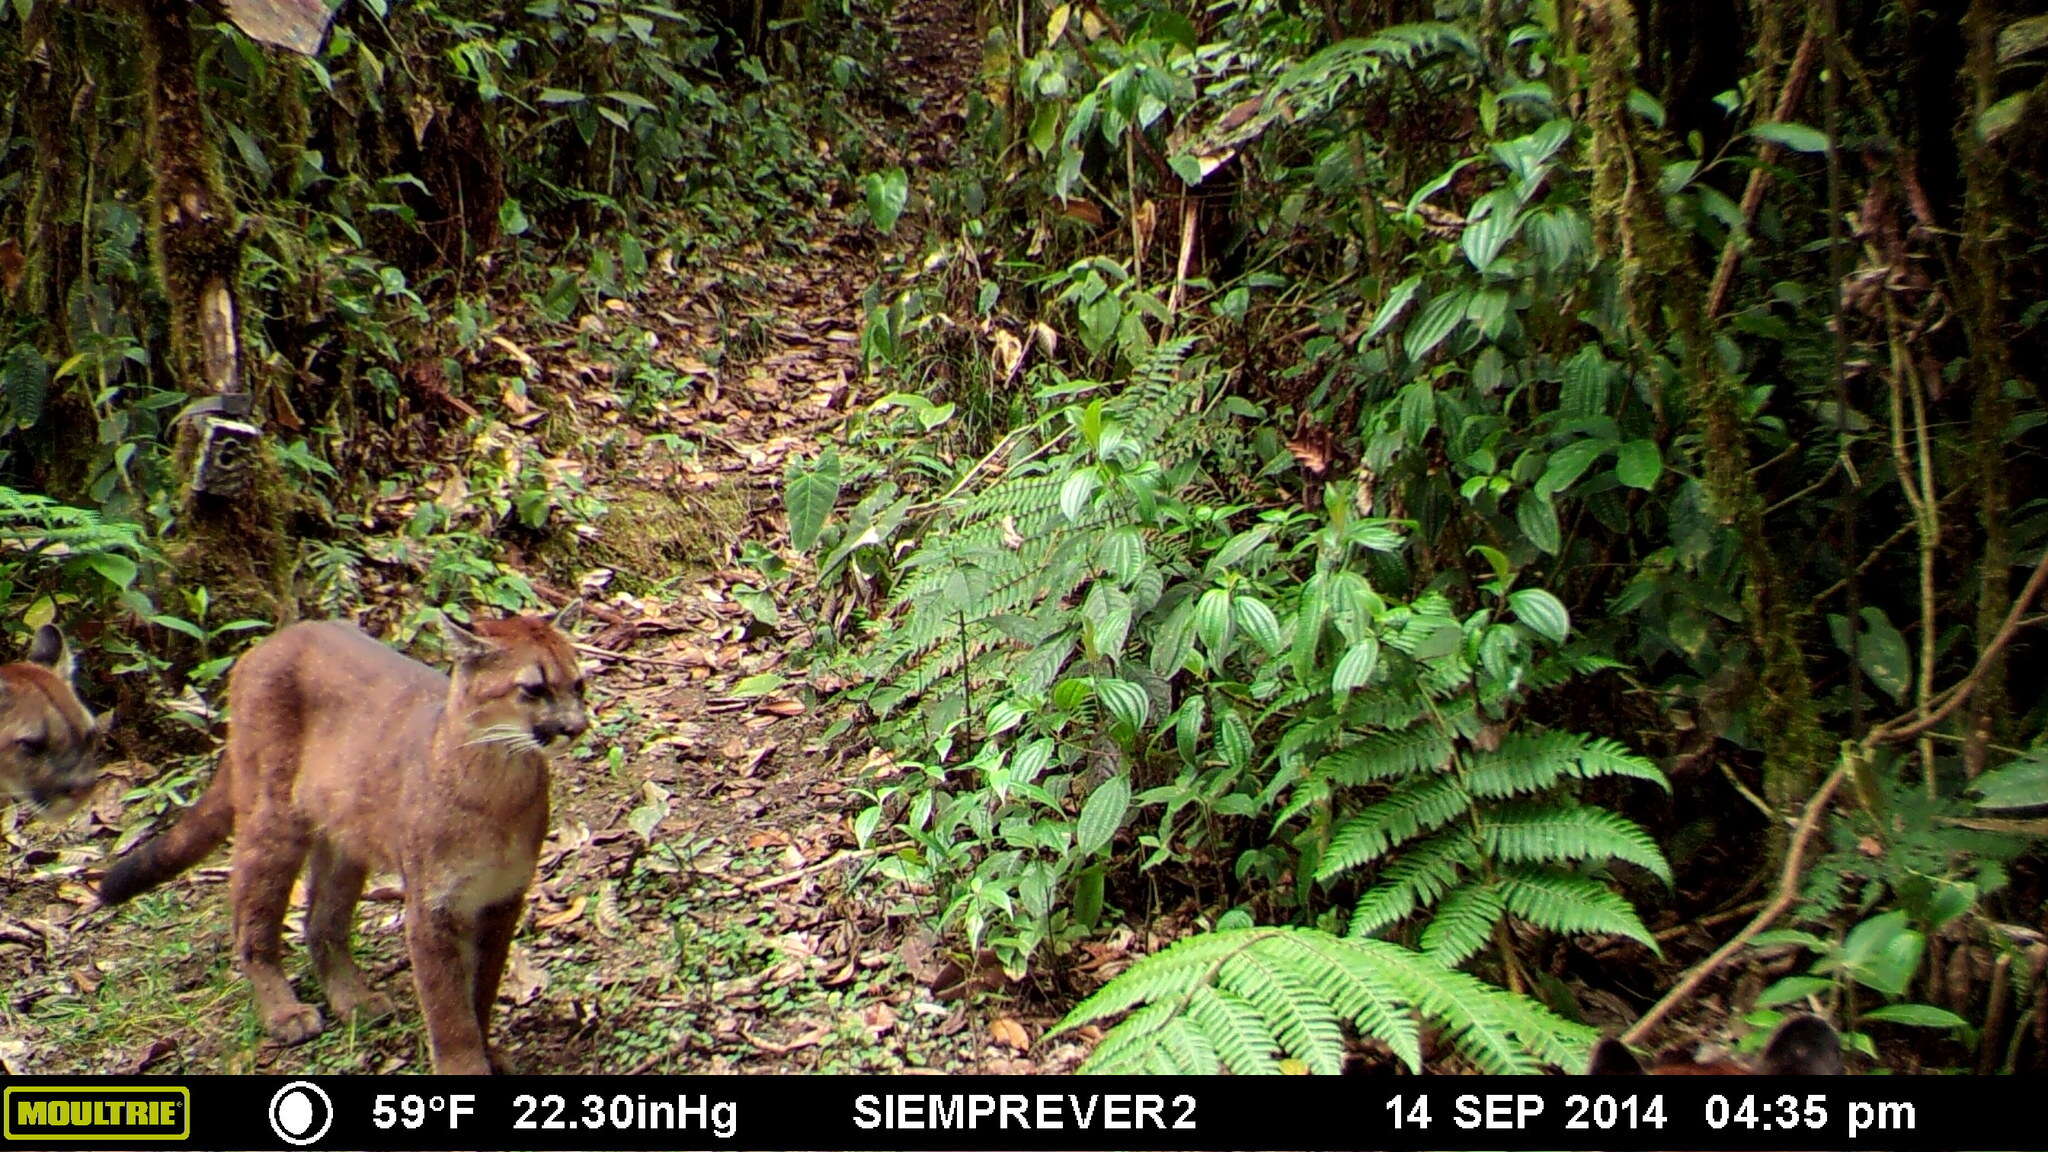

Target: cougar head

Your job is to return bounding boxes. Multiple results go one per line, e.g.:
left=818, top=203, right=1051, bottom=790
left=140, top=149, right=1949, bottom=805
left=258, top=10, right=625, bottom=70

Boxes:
left=439, top=602, right=590, bottom=754
left=2, top=625, right=106, bottom=818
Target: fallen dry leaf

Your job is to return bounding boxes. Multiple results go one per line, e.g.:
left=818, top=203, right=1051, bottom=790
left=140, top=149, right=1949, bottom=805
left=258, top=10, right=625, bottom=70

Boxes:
left=989, top=1017, right=1031, bottom=1051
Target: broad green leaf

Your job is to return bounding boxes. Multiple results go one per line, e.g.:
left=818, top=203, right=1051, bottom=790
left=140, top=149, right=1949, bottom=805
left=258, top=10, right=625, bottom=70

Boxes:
left=1095, top=676, right=1150, bottom=732
left=1508, top=588, right=1569, bottom=643
left=1059, top=468, right=1102, bottom=521
left=1362, top=275, right=1422, bottom=345
left=84, top=552, right=139, bottom=590
left=1460, top=192, right=1520, bottom=270
left=1403, top=288, right=1471, bottom=361
left=1216, top=706, right=1252, bottom=774
left=783, top=448, right=842, bottom=553
left=1232, top=596, right=1285, bottom=655
left=1860, top=1004, right=1968, bottom=1029
left=1854, top=606, right=1911, bottom=702
left=1194, top=588, right=1234, bottom=657
left=1071, top=865, right=1106, bottom=928
left=1332, top=637, right=1380, bottom=694
left=1614, top=439, right=1662, bottom=489
left=1753, top=121, right=1829, bottom=153
left=862, top=166, right=910, bottom=233
left=1755, top=975, right=1832, bottom=1008
left=1075, top=773, right=1130, bottom=857
left=1971, top=752, right=2048, bottom=809
left=1538, top=439, right=1611, bottom=497
left=498, top=198, right=530, bottom=236
left=1516, top=493, right=1561, bottom=555
left=731, top=673, right=787, bottom=697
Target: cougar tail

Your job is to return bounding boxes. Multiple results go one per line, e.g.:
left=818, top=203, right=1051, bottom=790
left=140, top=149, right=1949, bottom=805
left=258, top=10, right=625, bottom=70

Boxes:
left=99, top=755, right=235, bottom=905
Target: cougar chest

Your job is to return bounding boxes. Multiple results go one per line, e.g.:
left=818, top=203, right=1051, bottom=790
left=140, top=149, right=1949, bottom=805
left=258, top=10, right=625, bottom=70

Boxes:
left=415, top=817, right=542, bottom=919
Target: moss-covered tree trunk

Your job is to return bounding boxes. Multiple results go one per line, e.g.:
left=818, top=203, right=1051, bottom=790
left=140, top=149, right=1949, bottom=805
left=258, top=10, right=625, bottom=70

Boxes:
left=1586, top=0, right=1827, bottom=860
left=132, top=0, right=293, bottom=620
left=8, top=0, right=98, bottom=496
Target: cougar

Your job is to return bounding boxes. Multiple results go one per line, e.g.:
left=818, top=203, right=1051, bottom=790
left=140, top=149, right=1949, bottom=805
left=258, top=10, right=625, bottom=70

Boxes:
left=2, top=624, right=103, bottom=819
left=1588, top=1013, right=1844, bottom=1075
left=99, top=606, right=589, bottom=1074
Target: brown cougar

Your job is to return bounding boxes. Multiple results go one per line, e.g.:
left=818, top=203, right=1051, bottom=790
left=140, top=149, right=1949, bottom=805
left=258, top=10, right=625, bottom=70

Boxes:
left=2, top=624, right=103, bottom=819
left=100, top=606, right=588, bottom=1073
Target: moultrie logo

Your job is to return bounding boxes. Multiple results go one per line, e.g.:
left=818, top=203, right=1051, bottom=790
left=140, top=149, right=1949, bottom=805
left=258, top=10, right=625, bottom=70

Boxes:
left=3, top=1086, right=190, bottom=1142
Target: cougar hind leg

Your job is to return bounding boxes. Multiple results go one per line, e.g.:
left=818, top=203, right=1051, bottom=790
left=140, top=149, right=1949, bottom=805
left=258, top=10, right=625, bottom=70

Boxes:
left=305, top=839, right=393, bottom=1021
left=230, top=814, right=322, bottom=1045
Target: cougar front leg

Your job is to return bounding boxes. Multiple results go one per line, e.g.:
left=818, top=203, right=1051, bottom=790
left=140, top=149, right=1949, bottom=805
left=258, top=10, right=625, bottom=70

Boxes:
left=472, top=897, right=525, bottom=1074
left=403, top=897, right=491, bottom=1074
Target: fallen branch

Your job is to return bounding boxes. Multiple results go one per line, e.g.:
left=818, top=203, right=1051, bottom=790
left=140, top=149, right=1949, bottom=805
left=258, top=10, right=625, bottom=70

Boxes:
left=573, top=642, right=703, bottom=670
left=1869, top=547, right=2048, bottom=745
left=743, top=846, right=886, bottom=893
left=1621, top=758, right=1848, bottom=1046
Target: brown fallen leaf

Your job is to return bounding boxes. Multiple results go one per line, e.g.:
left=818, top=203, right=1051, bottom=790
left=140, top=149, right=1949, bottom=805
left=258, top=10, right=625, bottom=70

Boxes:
left=127, top=1037, right=178, bottom=1074
left=535, top=895, right=587, bottom=931
left=989, top=1017, right=1032, bottom=1051
left=862, top=1003, right=899, bottom=1036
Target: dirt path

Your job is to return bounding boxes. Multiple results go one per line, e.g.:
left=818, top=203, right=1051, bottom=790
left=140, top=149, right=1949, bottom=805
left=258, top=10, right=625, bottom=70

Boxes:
left=1, top=0, right=1090, bottom=1076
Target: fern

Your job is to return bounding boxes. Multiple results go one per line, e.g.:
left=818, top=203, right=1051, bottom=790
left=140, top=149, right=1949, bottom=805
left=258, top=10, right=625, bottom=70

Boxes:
left=1, top=485, right=151, bottom=598
left=1058, top=926, right=1596, bottom=1074
left=855, top=337, right=1213, bottom=716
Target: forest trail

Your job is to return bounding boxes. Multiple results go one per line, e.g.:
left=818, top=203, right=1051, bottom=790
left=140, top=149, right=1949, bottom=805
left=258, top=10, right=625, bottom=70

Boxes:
left=0, top=0, right=1088, bottom=1076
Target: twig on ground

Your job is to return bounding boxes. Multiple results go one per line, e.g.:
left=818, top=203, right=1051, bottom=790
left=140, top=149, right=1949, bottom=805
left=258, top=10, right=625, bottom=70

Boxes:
left=743, top=846, right=886, bottom=893
left=1622, top=759, right=1848, bottom=1046
left=573, top=642, right=702, bottom=670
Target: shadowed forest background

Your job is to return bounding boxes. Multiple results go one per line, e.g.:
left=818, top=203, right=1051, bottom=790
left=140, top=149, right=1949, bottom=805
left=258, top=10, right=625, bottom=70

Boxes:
left=4, top=0, right=2048, bottom=1076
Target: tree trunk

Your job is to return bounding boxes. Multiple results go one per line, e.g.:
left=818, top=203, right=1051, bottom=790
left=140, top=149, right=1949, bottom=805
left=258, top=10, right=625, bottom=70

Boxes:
left=132, top=0, right=293, bottom=620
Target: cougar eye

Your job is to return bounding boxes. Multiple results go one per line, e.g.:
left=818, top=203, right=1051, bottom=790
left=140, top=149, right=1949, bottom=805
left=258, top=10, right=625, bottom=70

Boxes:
left=519, top=683, right=545, bottom=699
left=16, top=736, right=46, bottom=755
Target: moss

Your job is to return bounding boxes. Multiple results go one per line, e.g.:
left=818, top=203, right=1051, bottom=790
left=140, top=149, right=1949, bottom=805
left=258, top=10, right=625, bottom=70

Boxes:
left=539, top=482, right=750, bottom=594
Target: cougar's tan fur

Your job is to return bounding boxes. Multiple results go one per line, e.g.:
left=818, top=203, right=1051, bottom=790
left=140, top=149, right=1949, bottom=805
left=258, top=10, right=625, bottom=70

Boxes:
left=2, top=625, right=103, bottom=819
left=100, top=606, right=588, bottom=1073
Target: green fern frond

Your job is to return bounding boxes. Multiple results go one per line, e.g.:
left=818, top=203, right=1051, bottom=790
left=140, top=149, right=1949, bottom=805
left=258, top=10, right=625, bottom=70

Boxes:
left=1218, top=946, right=1349, bottom=1073
left=1418, top=880, right=1505, bottom=965
left=1058, top=926, right=1594, bottom=1074
left=1498, top=866, right=1657, bottom=950
left=1481, top=802, right=1672, bottom=883
left=1313, top=725, right=1453, bottom=786
left=1464, top=730, right=1667, bottom=797
left=1316, top=775, right=1469, bottom=880
left=1347, top=832, right=1478, bottom=937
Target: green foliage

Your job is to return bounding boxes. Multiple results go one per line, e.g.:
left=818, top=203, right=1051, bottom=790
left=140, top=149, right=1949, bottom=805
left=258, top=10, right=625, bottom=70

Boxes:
left=1054, top=926, right=1595, bottom=1074
left=0, top=484, right=152, bottom=614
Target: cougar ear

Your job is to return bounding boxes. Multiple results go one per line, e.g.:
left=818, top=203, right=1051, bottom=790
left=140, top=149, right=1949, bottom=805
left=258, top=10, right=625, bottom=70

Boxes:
left=549, top=599, right=584, bottom=634
left=1758, top=1013, right=1843, bottom=1075
left=1586, top=1037, right=1645, bottom=1075
left=28, top=624, right=74, bottom=683
left=438, top=615, right=499, bottom=666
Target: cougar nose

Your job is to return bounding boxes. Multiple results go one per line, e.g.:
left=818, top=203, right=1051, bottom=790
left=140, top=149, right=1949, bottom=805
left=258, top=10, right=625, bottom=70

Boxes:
left=537, top=714, right=588, bottom=742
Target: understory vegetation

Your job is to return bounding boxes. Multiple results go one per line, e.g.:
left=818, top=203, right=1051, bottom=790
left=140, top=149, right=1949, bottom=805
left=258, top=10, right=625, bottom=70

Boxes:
left=798, top=0, right=2048, bottom=1073
left=6, top=0, right=2048, bottom=1076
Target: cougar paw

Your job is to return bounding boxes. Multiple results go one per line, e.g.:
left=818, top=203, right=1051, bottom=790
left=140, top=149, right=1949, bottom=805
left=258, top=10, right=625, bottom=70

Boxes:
left=264, top=1003, right=325, bottom=1046
left=487, top=1045, right=523, bottom=1075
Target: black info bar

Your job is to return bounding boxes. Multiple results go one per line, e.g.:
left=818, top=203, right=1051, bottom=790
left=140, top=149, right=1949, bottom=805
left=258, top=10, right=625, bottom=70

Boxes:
left=0, top=1074, right=2005, bottom=1150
